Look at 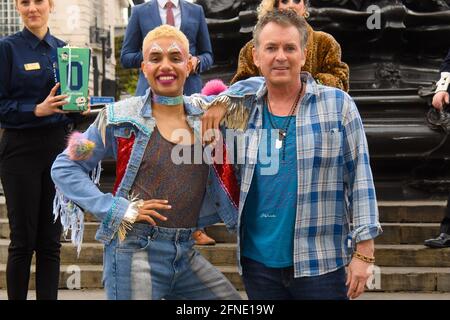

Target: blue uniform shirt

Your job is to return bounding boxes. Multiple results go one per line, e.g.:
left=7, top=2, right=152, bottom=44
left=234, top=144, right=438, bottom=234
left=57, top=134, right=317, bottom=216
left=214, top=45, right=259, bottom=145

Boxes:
left=0, top=28, right=72, bottom=129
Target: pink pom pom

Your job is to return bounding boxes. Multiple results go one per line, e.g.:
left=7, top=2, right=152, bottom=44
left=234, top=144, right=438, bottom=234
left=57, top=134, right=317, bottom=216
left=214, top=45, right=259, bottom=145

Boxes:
left=201, top=79, right=228, bottom=96
left=67, top=131, right=96, bottom=161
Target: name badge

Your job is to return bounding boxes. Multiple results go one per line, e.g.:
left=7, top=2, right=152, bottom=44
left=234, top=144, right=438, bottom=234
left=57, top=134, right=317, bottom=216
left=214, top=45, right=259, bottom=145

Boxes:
left=24, top=62, right=41, bottom=71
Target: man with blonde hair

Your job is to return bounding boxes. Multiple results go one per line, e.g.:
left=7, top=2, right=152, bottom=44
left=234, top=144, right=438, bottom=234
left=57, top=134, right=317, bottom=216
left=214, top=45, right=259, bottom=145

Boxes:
left=51, top=25, right=240, bottom=300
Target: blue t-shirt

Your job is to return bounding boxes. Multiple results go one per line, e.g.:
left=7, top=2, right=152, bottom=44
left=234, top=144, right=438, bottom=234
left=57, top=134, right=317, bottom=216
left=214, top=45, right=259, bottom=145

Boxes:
left=242, top=103, right=298, bottom=268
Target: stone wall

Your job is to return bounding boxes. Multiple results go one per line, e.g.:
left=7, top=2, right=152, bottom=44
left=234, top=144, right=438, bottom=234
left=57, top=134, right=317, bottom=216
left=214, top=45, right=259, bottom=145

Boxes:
left=48, top=0, right=128, bottom=96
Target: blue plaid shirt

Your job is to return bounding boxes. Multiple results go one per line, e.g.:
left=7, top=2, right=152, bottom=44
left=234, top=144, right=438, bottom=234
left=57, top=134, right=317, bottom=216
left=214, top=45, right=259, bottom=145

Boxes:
left=223, top=73, right=382, bottom=277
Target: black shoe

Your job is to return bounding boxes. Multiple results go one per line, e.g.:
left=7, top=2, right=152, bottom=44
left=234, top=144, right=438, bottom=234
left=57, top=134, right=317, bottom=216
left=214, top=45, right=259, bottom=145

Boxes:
left=424, top=233, right=450, bottom=248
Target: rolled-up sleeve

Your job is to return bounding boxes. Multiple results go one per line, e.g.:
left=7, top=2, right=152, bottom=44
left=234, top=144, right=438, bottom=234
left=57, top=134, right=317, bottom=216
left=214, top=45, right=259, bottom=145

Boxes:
left=342, top=94, right=382, bottom=248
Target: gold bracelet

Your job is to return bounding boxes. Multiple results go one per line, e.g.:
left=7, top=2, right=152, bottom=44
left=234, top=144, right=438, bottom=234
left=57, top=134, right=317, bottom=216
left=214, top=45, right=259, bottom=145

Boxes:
left=353, top=251, right=375, bottom=263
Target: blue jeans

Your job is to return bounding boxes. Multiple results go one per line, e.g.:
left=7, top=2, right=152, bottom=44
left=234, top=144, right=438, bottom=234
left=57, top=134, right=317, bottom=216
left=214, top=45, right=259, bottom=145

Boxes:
left=241, top=256, right=348, bottom=300
left=103, top=223, right=241, bottom=300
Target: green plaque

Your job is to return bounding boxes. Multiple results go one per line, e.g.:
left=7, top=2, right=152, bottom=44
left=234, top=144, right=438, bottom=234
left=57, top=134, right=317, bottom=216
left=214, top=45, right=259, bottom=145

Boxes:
left=57, top=47, right=91, bottom=112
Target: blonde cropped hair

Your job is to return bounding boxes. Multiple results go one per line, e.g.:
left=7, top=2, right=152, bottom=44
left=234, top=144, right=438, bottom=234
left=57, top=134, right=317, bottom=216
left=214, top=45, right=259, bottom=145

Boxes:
left=142, top=25, right=190, bottom=58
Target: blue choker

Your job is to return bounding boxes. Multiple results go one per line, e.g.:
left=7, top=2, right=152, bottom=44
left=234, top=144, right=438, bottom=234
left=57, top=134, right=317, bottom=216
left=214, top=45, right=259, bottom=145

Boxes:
left=152, top=93, right=184, bottom=106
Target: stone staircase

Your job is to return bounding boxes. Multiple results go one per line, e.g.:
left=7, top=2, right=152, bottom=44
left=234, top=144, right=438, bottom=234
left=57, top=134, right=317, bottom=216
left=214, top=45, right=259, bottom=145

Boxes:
left=1, top=196, right=450, bottom=293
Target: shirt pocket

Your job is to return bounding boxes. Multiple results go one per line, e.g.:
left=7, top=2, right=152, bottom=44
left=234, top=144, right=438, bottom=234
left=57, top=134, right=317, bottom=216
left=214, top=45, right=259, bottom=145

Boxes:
left=313, top=128, right=342, bottom=167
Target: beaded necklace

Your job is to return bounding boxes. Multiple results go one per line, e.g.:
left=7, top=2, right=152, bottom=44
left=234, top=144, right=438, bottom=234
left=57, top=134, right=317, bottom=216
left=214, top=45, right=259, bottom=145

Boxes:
left=265, top=81, right=303, bottom=159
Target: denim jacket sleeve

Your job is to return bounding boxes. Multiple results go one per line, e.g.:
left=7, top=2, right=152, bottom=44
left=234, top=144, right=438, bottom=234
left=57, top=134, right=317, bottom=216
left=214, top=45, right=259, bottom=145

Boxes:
left=202, top=76, right=264, bottom=131
left=51, top=111, right=131, bottom=250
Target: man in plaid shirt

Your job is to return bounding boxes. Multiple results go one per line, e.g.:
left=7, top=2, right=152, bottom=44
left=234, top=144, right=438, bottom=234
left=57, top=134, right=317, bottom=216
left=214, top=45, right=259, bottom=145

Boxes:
left=203, top=9, right=382, bottom=300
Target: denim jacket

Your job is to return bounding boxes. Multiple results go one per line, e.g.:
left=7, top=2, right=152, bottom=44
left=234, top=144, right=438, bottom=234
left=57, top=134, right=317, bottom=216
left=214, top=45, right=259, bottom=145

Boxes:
left=51, top=90, right=238, bottom=253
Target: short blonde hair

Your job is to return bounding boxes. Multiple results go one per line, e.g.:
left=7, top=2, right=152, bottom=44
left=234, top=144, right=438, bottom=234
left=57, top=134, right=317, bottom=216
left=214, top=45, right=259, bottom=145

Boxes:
left=142, top=25, right=189, bottom=58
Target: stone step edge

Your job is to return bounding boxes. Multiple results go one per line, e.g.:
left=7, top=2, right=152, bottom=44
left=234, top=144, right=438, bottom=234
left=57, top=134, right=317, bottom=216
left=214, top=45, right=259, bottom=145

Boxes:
left=1, top=239, right=449, bottom=250
left=2, top=264, right=450, bottom=292
left=0, top=219, right=443, bottom=228
left=0, top=197, right=447, bottom=207
left=1, top=264, right=449, bottom=274
left=377, top=201, right=446, bottom=207
left=0, top=218, right=99, bottom=226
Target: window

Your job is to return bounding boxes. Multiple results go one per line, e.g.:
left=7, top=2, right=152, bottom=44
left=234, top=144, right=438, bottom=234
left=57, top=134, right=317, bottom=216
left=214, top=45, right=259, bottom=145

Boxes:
left=0, top=0, right=21, bottom=38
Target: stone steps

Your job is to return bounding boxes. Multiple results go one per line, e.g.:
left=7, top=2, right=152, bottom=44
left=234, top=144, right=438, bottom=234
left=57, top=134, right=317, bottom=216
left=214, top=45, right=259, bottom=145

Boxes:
left=1, top=196, right=450, bottom=293
left=4, top=289, right=450, bottom=300
left=198, top=244, right=450, bottom=268
left=0, top=199, right=446, bottom=222
left=0, top=264, right=104, bottom=290
left=375, top=245, right=450, bottom=267
left=1, top=239, right=450, bottom=268
left=192, top=222, right=443, bottom=245
left=0, top=263, right=245, bottom=291
left=0, top=219, right=101, bottom=243
left=376, top=223, right=440, bottom=244
left=377, top=201, right=446, bottom=223
left=0, top=198, right=5, bottom=220
left=0, top=219, right=236, bottom=244
left=0, top=221, right=442, bottom=245
left=1, top=263, right=449, bottom=292
left=0, top=197, right=98, bottom=222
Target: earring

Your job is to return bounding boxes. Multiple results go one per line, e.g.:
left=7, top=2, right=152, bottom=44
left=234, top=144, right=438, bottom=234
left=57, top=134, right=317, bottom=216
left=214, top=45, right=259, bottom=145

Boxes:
left=304, top=11, right=310, bottom=19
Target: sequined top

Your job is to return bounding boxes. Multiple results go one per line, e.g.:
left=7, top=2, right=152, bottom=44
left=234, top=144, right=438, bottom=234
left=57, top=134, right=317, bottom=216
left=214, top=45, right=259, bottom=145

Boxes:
left=131, top=127, right=209, bottom=228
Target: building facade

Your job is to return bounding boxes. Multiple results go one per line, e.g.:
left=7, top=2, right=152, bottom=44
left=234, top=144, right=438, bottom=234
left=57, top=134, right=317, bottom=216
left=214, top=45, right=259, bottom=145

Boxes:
left=49, top=0, right=129, bottom=96
left=0, top=0, right=21, bottom=37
